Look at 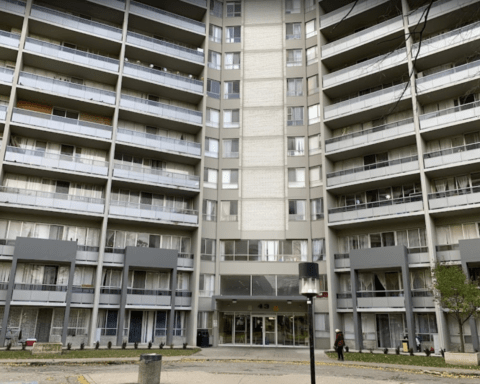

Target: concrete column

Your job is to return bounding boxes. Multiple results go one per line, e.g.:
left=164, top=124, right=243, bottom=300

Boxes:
left=0, top=258, right=18, bottom=346
left=350, top=269, right=362, bottom=350
left=61, top=260, right=77, bottom=345
left=117, top=265, right=129, bottom=346
left=401, top=260, right=415, bottom=349
left=167, top=269, right=177, bottom=346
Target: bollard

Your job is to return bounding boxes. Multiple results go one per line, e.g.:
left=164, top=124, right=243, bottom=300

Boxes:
left=138, top=353, right=162, bottom=384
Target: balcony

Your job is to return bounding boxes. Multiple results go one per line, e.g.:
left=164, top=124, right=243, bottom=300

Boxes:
left=0, top=30, right=21, bottom=48
left=76, top=246, right=100, bottom=263
left=71, top=286, right=95, bottom=305
left=322, top=15, right=403, bottom=59
left=123, top=62, right=203, bottom=94
left=120, top=95, right=202, bottom=126
left=328, top=196, right=423, bottom=223
left=0, top=240, right=15, bottom=257
left=99, top=287, right=121, bottom=305
left=182, top=0, right=207, bottom=7
left=320, top=0, right=389, bottom=29
left=126, top=288, right=172, bottom=306
left=356, top=290, right=405, bottom=308
left=175, top=291, right=192, bottom=307
left=5, top=146, right=109, bottom=176
left=409, top=0, right=479, bottom=26
left=0, top=283, right=7, bottom=302
left=0, top=0, right=26, bottom=15
left=11, top=108, right=113, bottom=140
left=327, top=155, right=419, bottom=187
left=429, top=186, right=480, bottom=210
left=86, top=0, right=126, bottom=10
left=109, top=200, right=198, bottom=225
left=420, top=100, right=480, bottom=131
left=126, top=32, right=204, bottom=64
left=113, top=162, right=200, bottom=190
left=0, top=105, right=6, bottom=121
left=0, top=67, right=14, bottom=84
left=325, top=118, right=414, bottom=153
left=424, top=141, right=480, bottom=169
left=336, top=293, right=353, bottom=310
left=18, top=72, right=116, bottom=105
left=334, top=254, right=350, bottom=269
left=178, top=253, right=194, bottom=269
left=0, top=186, right=105, bottom=214
left=435, top=244, right=461, bottom=263
left=221, top=254, right=306, bottom=262
left=411, top=291, right=435, bottom=308
left=408, top=249, right=430, bottom=265
left=130, top=1, right=205, bottom=35
left=117, top=128, right=201, bottom=157
left=24, top=38, right=120, bottom=72
left=324, top=82, right=410, bottom=121
left=30, top=4, right=122, bottom=41
left=11, top=283, right=67, bottom=303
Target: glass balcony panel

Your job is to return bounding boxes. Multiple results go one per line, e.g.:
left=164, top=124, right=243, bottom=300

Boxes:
left=424, top=141, right=480, bottom=168
left=175, top=291, right=192, bottom=307
left=429, top=185, right=480, bottom=210
left=0, top=67, right=14, bottom=84
left=0, top=30, right=21, bottom=48
left=320, top=0, right=389, bottom=29
left=356, top=291, right=405, bottom=308
left=86, top=0, right=126, bottom=10
left=178, top=253, right=194, bottom=268
left=420, top=100, right=480, bottom=130
left=435, top=244, right=461, bottom=263
left=0, top=0, right=26, bottom=15
left=99, top=288, right=122, bottom=305
left=12, top=283, right=67, bottom=303
left=334, top=254, right=350, bottom=269
left=71, top=286, right=95, bottom=305
left=126, top=288, right=172, bottom=306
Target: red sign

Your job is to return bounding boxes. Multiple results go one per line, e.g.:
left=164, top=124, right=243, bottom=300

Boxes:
left=317, top=292, right=328, bottom=298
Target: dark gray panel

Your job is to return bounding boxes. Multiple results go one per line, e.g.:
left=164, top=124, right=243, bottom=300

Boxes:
left=125, top=246, right=178, bottom=269
left=350, top=245, right=407, bottom=270
left=14, top=237, right=77, bottom=263
left=459, top=239, right=480, bottom=263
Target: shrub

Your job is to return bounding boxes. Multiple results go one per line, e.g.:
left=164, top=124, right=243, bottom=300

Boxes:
left=369, top=348, right=374, bottom=354
left=395, top=347, right=400, bottom=355
left=134, top=342, right=138, bottom=350
left=148, top=342, right=152, bottom=350
left=107, top=341, right=112, bottom=350
left=358, top=349, right=362, bottom=354
left=440, top=349, right=445, bottom=358
left=95, top=341, right=100, bottom=350
left=67, top=343, right=72, bottom=351
left=183, top=343, right=187, bottom=350
left=159, top=342, right=165, bottom=349
left=409, top=348, right=414, bottom=356
left=170, top=344, right=174, bottom=349
left=345, top=346, right=349, bottom=353
left=383, top=348, right=388, bottom=354
left=21, top=342, right=27, bottom=351
left=122, top=342, right=127, bottom=350
left=424, top=348, right=431, bottom=357
left=6, top=343, right=12, bottom=351
left=80, top=343, right=85, bottom=350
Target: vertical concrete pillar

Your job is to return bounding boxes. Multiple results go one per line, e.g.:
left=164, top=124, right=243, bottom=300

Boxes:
left=167, top=269, right=177, bottom=346
left=0, top=258, right=17, bottom=346
left=402, top=253, right=415, bottom=349
left=350, top=269, right=362, bottom=350
left=61, top=260, right=76, bottom=345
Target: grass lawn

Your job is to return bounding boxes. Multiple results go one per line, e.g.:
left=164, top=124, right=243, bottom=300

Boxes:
left=326, top=352, right=480, bottom=370
left=0, top=348, right=200, bottom=360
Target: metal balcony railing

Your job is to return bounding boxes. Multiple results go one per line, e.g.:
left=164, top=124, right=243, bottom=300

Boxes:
left=127, top=288, right=171, bottom=296
left=86, top=0, right=125, bottom=10
left=424, top=141, right=480, bottom=160
left=320, top=0, right=388, bottom=29
left=72, top=286, right=95, bottom=294
left=329, top=194, right=423, bottom=214
left=224, top=93, right=240, bottom=99
left=0, top=67, right=14, bottom=84
left=289, top=214, right=306, bottom=221
left=287, top=90, right=303, bottom=97
left=182, top=0, right=207, bottom=8
left=288, top=149, right=304, bottom=156
left=428, top=185, right=480, bottom=210
left=420, top=100, right=480, bottom=129
left=0, top=30, right=21, bottom=48
left=357, top=290, right=404, bottom=297
left=220, top=214, right=238, bottom=222
left=14, top=283, right=68, bottom=291
left=0, top=0, right=26, bottom=14
left=221, top=254, right=307, bottom=262
left=409, top=0, right=477, bottom=25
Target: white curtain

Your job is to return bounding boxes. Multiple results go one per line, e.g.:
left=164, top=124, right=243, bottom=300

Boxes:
left=177, top=273, right=189, bottom=290
left=0, top=262, right=11, bottom=282
left=436, top=226, right=450, bottom=245
left=159, top=273, right=170, bottom=289
left=57, top=266, right=69, bottom=285
left=434, top=179, right=447, bottom=192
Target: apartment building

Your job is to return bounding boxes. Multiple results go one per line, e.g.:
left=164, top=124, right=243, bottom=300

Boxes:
left=0, top=0, right=479, bottom=352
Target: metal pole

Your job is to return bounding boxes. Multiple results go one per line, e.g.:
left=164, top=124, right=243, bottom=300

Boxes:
left=308, top=297, right=316, bottom=384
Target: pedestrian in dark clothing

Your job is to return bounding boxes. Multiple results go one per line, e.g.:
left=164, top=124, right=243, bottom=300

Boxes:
left=334, top=329, right=345, bottom=361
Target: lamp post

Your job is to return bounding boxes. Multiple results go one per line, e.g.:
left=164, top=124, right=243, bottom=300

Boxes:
left=299, top=262, right=320, bottom=384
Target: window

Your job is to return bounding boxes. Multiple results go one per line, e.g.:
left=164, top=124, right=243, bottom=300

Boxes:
left=364, top=152, right=388, bottom=167
left=308, top=104, right=320, bottom=124
left=197, top=312, right=213, bottom=338
left=223, top=138, right=239, bottom=158
left=313, top=239, right=325, bottom=261
left=311, top=198, right=323, bottom=220
left=155, top=311, right=167, bottom=337
left=223, top=109, right=240, bottom=128
left=286, top=22, right=301, bottom=40
left=205, top=137, right=219, bottom=158
left=286, top=49, right=302, bottom=66
left=201, top=238, right=216, bottom=261
left=225, top=52, right=241, bottom=69
left=210, top=0, right=223, bottom=18
left=67, top=309, right=89, bottom=336
left=52, top=108, right=79, bottom=120
left=209, top=24, right=222, bottom=43
left=207, top=79, right=221, bottom=99
left=224, top=81, right=240, bottom=99
left=221, top=241, right=307, bottom=262
left=206, top=108, right=220, bottom=128
left=287, top=78, right=303, bottom=97
left=199, top=274, right=215, bottom=297
left=415, top=314, right=438, bottom=342
left=287, top=106, right=304, bottom=126
left=309, top=134, right=321, bottom=155
left=286, top=0, right=301, bottom=14
left=226, top=1, right=241, bottom=17
left=203, top=199, right=217, bottom=222
left=222, top=169, right=239, bottom=189
left=225, top=26, right=241, bottom=43
left=97, top=309, right=118, bottom=336
left=305, top=19, right=316, bottom=38
left=306, top=46, right=318, bottom=65
left=318, top=274, right=328, bottom=292
left=288, top=168, right=305, bottom=188
left=305, top=0, right=315, bottom=13
left=208, top=50, right=221, bottom=70
left=307, top=75, right=319, bottom=95
left=436, top=223, right=477, bottom=246
left=204, top=168, right=218, bottom=189
left=309, top=166, right=322, bottom=187
left=287, top=137, right=305, bottom=156
left=173, top=311, right=185, bottom=336
left=220, top=201, right=238, bottom=221
left=289, top=200, right=306, bottom=221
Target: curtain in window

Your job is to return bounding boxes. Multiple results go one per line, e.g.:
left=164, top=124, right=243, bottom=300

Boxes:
left=456, top=175, right=469, bottom=190
left=434, top=179, right=447, bottom=192
left=0, top=262, right=11, bottom=282
left=436, top=226, right=450, bottom=245
left=358, top=273, right=373, bottom=291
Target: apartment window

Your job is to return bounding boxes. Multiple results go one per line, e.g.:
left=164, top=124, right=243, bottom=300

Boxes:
left=309, top=134, right=321, bottom=155
left=223, top=138, right=239, bottom=158
left=173, top=311, right=185, bottom=336
left=309, top=166, right=322, bottom=187
left=364, top=152, right=388, bottom=167
left=225, top=52, right=241, bottom=69
left=288, top=167, right=305, bottom=188
left=307, top=75, right=319, bottom=95
left=209, top=24, right=222, bottom=43
left=97, top=309, right=118, bottom=336
left=287, top=106, right=304, bottom=126
left=306, top=46, right=318, bottom=65
left=289, top=200, right=306, bottom=221
left=308, top=104, right=320, bottom=124
left=206, top=108, right=220, bottom=128
left=199, top=274, right=215, bottom=297
left=222, top=169, right=239, bottom=189
left=67, top=309, right=89, bottom=336
left=415, top=314, right=438, bottom=342
left=224, top=81, right=240, bottom=99
left=287, top=78, right=303, bottom=97
left=225, top=26, right=241, bottom=43
left=52, top=108, right=79, bottom=120
left=203, top=199, right=217, bottom=222
left=305, top=0, right=315, bottom=13
left=201, top=238, right=216, bottom=261
left=288, top=137, right=305, bottom=156
left=204, top=168, right=218, bottom=189
left=313, top=239, right=325, bottom=262
left=286, top=22, right=301, bottom=40
left=287, top=49, right=302, bottom=66
left=220, top=201, right=238, bottom=221
left=221, top=240, right=307, bottom=262
left=223, top=109, right=240, bottom=128
left=210, top=0, right=223, bottom=18
left=197, top=312, right=213, bottom=337
left=226, top=1, right=241, bottom=17
left=208, top=50, right=221, bottom=70
left=207, top=79, right=221, bottom=99
left=305, top=20, right=316, bottom=39
left=205, top=138, right=219, bottom=158
left=311, top=198, right=323, bottom=220
left=286, top=0, right=301, bottom=14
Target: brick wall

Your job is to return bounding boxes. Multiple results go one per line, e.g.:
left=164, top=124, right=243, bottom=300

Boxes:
left=16, top=100, right=53, bottom=114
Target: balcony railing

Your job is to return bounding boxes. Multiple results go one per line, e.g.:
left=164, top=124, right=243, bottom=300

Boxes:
left=287, top=90, right=303, bottom=97
left=337, top=293, right=353, bottom=309
left=221, top=254, right=307, bottom=262
left=0, top=0, right=26, bottom=15
left=126, top=32, right=204, bottom=64
left=287, top=119, right=303, bottom=126
left=12, top=283, right=67, bottom=302
left=356, top=290, right=405, bottom=308
left=127, top=288, right=171, bottom=295
left=436, top=244, right=461, bottom=263
left=327, top=155, right=419, bottom=187
left=113, top=162, right=200, bottom=189
left=5, top=146, right=109, bottom=176
left=0, top=186, right=105, bottom=214
left=130, top=1, right=205, bottom=35
left=424, top=141, right=480, bottom=168
left=125, top=289, right=171, bottom=306
left=11, top=108, right=113, bottom=140
left=18, top=72, right=116, bottom=105
left=329, top=195, right=423, bottom=223
left=110, top=200, right=198, bottom=225
left=175, top=291, right=192, bottom=307
left=223, top=152, right=239, bottom=158
left=0, top=30, right=21, bottom=48
left=411, top=290, right=435, bottom=308
left=117, top=128, right=201, bottom=157
left=429, top=185, right=480, bottom=210
left=182, top=0, right=207, bottom=7
left=334, top=254, right=350, bottom=269
left=71, top=286, right=95, bottom=304
left=288, top=149, right=304, bottom=156
left=0, top=105, right=6, bottom=121
left=409, top=0, right=477, bottom=26
left=30, top=4, right=123, bottom=41
left=123, top=62, right=203, bottom=94
left=320, top=0, right=388, bottom=29
left=86, top=0, right=126, bottom=10
left=420, top=100, right=480, bottom=131
left=286, top=33, right=301, bottom=40
left=120, top=94, right=202, bottom=125
left=25, top=38, right=120, bottom=72
left=178, top=253, right=194, bottom=268
left=0, top=66, right=14, bottom=84
left=224, top=93, right=240, bottom=99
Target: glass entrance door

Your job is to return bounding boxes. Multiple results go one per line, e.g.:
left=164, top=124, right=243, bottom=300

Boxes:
left=252, top=316, right=276, bottom=346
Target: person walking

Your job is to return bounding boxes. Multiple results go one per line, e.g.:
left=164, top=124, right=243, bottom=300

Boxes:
left=334, top=329, right=345, bottom=361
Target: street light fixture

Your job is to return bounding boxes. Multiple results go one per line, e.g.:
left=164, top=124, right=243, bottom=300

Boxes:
left=299, top=262, right=319, bottom=384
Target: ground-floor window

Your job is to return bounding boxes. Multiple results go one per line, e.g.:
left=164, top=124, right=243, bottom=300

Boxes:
left=174, top=312, right=185, bottom=336
left=97, top=309, right=118, bottom=336
left=376, top=314, right=405, bottom=349
left=67, top=309, right=90, bottom=336
left=50, top=309, right=65, bottom=336
left=315, top=314, right=329, bottom=338
left=415, top=314, right=438, bottom=342
left=155, top=311, right=167, bottom=337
